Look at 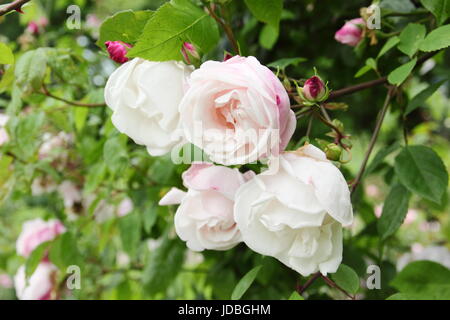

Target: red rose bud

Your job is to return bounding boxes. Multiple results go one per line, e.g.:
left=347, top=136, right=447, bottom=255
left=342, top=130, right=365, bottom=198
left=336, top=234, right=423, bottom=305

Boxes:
left=303, top=76, right=327, bottom=101
left=105, top=41, right=132, bottom=64
left=181, top=42, right=200, bottom=64
left=223, top=52, right=233, bottom=61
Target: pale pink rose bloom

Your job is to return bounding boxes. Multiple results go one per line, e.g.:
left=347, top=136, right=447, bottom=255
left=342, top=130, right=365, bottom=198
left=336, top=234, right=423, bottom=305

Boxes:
left=16, top=218, right=66, bottom=257
left=38, top=132, right=72, bottom=160
left=366, top=184, right=379, bottom=197
left=335, top=18, right=365, bottom=47
left=404, top=209, right=418, bottom=225
left=179, top=55, right=296, bottom=165
left=14, top=262, right=57, bottom=300
left=374, top=204, right=383, bottom=218
left=0, top=114, right=9, bottom=146
left=0, top=273, right=13, bottom=288
left=117, top=197, right=133, bottom=217
left=160, top=162, right=253, bottom=251
left=57, top=180, right=82, bottom=209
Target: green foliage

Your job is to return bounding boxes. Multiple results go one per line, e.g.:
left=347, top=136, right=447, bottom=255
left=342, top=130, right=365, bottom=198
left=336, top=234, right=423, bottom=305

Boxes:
left=25, top=241, right=51, bottom=278
left=14, top=49, right=47, bottom=93
left=288, top=291, right=304, bottom=300
left=231, top=265, right=262, bottom=300
left=395, top=145, right=448, bottom=204
left=391, top=261, right=450, bottom=299
left=405, top=79, right=447, bottom=114
left=419, top=24, right=450, bottom=51
left=420, top=0, right=450, bottom=25
left=398, top=23, right=426, bottom=58
left=377, top=184, right=411, bottom=240
left=330, top=264, right=360, bottom=295
left=388, top=58, right=417, bottom=85
left=119, top=212, right=141, bottom=257
left=128, top=0, right=219, bottom=61
left=97, top=10, right=154, bottom=48
left=0, top=43, right=14, bottom=65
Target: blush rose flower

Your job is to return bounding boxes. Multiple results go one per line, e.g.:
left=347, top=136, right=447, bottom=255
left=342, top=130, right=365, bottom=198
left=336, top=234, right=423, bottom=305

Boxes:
left=234, top=144, right=353, bottom=276
left=16, top=218, right=66, bottom=258
left=335, top=18, right=365, bottom=47
left=14, top=262, right=57, bottom=300
left=179, top=56, right=296, bottom=165
left=159, top=162, right=254, bottom=251
left=104, top=58, right=193, bottom=156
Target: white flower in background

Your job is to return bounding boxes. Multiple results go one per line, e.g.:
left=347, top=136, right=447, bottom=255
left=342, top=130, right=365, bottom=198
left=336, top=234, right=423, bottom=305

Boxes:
left=31, top=177, right=57, bottom=196
left=0, top=113, right=9, bottom=146
left=116, top=251, right=130, bottom=268
left=14, top=262, right=57, bottom=300
left=16, top=218, right=66, bottom=257
left=179, top=55, right=296, bottom=165
left=397, top=245, right=450, bottom=271
left=234, top=144, right=353, bottom=276
left=160, top=162, right=253, bottom=251
left=57, top=180, right=82, bottom=209
left=117, top=197, right=133, bottom=217
left=38, top=132, right=72, bottom=160
left=104, top=58, right=193, bottom=156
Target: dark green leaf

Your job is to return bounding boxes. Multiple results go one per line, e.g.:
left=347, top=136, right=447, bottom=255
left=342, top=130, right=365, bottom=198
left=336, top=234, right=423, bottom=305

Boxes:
left=231, top=265, right=262, bottom=300
left=14, top=48, right=47, bottom=93
left=377, top=36, right=400, bottom=59
left=377, top=184, right=411, bottom=240
left=119, top=212, right=142, bottom=256
left=244, top=0, right=283, bottom=28
left=394, top=145, right=448, bottom=203
left=391, top=261, right=450, bottom=299
left=331, top=264, right=360, bottom=294
left=420, top=0, right=450, bottom=25
left=25, top=241, right=51, bottom=278
left=267, top=57, right=307, bottom=70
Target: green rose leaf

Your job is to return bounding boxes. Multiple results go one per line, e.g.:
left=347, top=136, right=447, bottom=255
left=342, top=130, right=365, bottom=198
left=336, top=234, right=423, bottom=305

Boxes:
left=330, top=264, right=360, bottom=295
left=419, top=24, right=450, bottom=52
left=96, top=10, right=154, bottom=48
left=394, top=145, right=448, bottom=203
left=128, top=0, right=219, bottom=62
left=398, top=23, right=426, bottom=58
left=377, top=183, right=411, bottom=240
left=231, top=265, right=262, bottom=300
left=387, top=58, right=417, bottom=86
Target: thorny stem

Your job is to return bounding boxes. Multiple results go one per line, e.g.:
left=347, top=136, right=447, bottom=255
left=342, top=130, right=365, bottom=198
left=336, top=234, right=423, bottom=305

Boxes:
left=321, top=275, right=355, bottom=300
left=298, top=272, right=321, bottom=295
left=205, top=4, right=240, bottom=54
left=0, top=0, right=30, bottom=16
left=350, top=87, right=395, bottom=195
left=41, top=84, right=106, bottom=108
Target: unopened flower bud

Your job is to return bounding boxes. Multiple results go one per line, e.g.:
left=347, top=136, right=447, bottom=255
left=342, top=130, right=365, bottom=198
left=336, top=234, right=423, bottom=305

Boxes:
left=324, top=143, right=342, bottom=161
left=303, top=76, right=327, bottom=101
left=105, top=41, right=132, bottom=64
left=181, top=42, right=200, bottom=64
left=27, top=22, right=40, bottom=35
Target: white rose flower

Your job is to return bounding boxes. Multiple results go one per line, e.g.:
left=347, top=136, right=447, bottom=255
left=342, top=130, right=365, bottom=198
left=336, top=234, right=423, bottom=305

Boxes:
left=104, top=58, right=193, bottom=156
left=159, top=162, right=253, bottom=251
left=234, top=144, right=353, bottom=276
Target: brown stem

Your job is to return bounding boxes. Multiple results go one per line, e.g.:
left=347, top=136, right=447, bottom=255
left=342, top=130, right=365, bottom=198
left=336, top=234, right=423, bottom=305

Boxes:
left=298, top=272, right=321, bottom=295
left=350, top=87, right=395, bottom=195
left=0, top=0, right=31, bottom=16
left=205, top=4, right=240, bottom=54
left=321, top=275, right=355, bottom=300
left=326, top=51, right=440, bottom=101
left=41, top=85, right=105, bottom=108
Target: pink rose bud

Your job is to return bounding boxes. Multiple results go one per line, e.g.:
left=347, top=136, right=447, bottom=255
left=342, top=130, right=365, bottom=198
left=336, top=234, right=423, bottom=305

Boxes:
left=105, top=41, right=132, bottom=64
left=181, top=42, right=200, bottom=64
left=303, top=75, right=327, bottom=101
left=27, top=21, right=40, bottom=35
left=335, top=18, right=365, bottom=47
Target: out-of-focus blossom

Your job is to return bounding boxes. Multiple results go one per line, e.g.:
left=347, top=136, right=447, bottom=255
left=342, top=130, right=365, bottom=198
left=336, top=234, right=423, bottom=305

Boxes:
left=335, top=18, right=365, bottom=47
left=0, top=273, right=13, bottom=289
left=397, top=245, right=450, bottom=271
left=57, top=180, right=82, bottom=209
left=366, top=184, right=380, bottom=197
left=31, top=177, right=57, bottom=196
left=419, top=220, right=441, bottom=233
left=14, top=262, right=57, bottom=300
left=0, top=114, right=9, bottom=146
left=16, top=218, right=65, bottom=258
left=116, top=251, right=130, bottom=267
left=26, top=17, right=48, bottom=35
left=117, top=198, right=133, bottom=217
left=38, top=132, right=72, bottom=160
left=374, top=206, right=418, bottom=225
